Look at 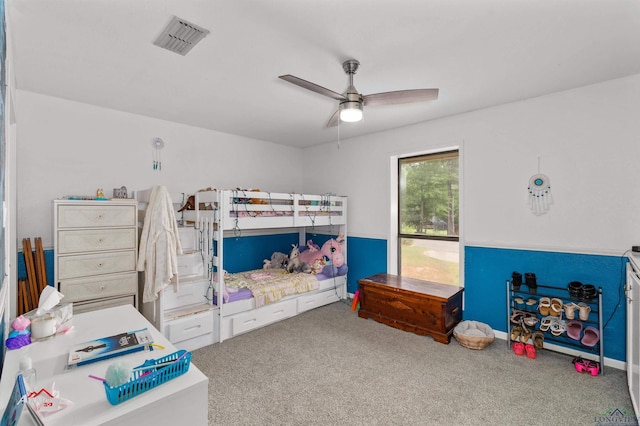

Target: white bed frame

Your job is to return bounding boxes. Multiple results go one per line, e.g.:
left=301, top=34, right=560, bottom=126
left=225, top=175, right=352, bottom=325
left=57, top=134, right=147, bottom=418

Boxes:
left=184, top=189, right=348, bottom=342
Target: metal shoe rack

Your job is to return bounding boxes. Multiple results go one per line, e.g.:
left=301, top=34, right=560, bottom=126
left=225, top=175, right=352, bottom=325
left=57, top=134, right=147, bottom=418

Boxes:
left=506, top=280, right=604, bottom=374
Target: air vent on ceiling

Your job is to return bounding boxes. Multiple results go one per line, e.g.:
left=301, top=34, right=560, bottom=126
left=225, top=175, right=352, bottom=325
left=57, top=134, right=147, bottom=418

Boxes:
left=153, top=16, right=210, bottom=56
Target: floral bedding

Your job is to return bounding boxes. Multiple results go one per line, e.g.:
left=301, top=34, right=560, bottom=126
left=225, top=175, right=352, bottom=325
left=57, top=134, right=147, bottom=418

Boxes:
left=224, top=269, right=320, bottom=308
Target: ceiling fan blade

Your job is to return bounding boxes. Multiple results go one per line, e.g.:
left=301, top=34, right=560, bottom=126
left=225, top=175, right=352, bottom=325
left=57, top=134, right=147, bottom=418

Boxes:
left=325, top=110, right=340, bottom=128
left=279, top=75, right=346, bottom=101
left=363, top=88, right=439, bottom=107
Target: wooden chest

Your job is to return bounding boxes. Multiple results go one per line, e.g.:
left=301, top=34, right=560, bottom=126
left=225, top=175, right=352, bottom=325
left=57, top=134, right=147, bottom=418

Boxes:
left=358, top=273, right=463, bottom=344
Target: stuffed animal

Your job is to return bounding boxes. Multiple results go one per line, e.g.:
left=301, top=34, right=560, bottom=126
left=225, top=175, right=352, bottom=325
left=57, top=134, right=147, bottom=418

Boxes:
left=263, top=252, right=289, bottom=270
left=299, top=233, right=348, bottom=278
left=287, top=244, right=311, bottom=273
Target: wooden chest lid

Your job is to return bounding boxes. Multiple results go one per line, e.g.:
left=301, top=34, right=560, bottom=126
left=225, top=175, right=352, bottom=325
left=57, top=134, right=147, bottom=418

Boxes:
left=358, top=273, right=463, bottom=301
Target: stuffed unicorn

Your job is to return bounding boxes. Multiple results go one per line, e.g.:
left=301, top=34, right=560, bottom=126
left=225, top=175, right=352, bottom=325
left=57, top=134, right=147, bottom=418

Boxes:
left=299, top=233, right=348, bottom=278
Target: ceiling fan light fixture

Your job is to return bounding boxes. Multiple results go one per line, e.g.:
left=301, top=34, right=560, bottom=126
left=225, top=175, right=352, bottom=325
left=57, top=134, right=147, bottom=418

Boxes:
left=339, top=101, right=363, bottom=122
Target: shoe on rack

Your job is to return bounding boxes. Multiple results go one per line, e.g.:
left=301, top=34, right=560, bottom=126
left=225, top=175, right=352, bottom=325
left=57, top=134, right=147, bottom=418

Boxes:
left=550, top=319, right=567, bottom=337
left=568, top=281, right=583, bottom=298
left=578, top=302, right=591, bottom=321
left=525, top=343, right=536, bottom=359
left=564, top=302, right=579, bottom=320
left=532, top=331, right=544, bottom=349
left=581, top=326, right=600, bottom=347
left=513, top=342, right=525, bottom=356
left=538, top=297, right=551, bottom=316
left=525, top=297, right=538, bottom=311
left=524, top=272, right=537, bottom=293
left=581, top=284, right=597, bottom=302
left=512, top=271, right=523, bottom=290
left=550, top=298, right=563, bottom=316
left=520, top=326, right=532, bottom=343
left=539, top=316, right=555, bottom=332
left=566, top=320, right=583, bottom=340
left=514, top=296, right=525, bottom=310
left=522, top=313, right=539, bottom=328
left=510, top=325, right=523, bottom=341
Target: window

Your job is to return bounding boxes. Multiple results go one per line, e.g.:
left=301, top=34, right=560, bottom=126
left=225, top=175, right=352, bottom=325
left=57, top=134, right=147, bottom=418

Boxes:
left=398, top=150, right=459, bottom=285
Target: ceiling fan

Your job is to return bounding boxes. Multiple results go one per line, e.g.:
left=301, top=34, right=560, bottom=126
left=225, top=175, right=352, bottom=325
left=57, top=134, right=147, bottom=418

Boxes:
left=279, top=59, right=439, bottom=127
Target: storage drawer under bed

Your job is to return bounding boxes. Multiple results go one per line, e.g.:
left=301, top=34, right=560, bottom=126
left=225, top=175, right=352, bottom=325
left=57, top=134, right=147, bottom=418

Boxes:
left=232, top=299, right=297, bottom=336
left=297, top=289, right=340, bottom=313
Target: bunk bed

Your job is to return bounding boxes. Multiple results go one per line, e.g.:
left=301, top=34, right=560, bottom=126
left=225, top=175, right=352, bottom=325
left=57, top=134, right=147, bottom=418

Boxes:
left=183, top=189, right=348, bottom=342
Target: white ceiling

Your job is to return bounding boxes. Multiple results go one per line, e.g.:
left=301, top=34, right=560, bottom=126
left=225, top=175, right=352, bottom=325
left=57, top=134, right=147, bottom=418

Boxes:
left=7, top=0, right=640, bottom=148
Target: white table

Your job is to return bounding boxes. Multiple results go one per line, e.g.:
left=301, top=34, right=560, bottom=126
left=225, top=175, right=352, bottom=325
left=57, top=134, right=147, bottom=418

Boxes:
left=0, top=305, right=208, bottom=425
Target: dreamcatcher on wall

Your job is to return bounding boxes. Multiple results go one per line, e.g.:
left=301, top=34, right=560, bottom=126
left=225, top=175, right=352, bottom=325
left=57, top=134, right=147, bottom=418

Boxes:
left=528, top=173, right=552, bottom=215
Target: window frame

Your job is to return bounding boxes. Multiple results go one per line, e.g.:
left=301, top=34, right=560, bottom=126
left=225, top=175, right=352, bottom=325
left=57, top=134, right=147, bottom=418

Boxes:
left=396, top=148, right=460, bottom=279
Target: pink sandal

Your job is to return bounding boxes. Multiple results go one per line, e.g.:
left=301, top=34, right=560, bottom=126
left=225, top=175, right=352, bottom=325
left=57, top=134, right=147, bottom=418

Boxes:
left=566, top=320, right=583, bottom=340
left=581, top=326, right=600, bottom=347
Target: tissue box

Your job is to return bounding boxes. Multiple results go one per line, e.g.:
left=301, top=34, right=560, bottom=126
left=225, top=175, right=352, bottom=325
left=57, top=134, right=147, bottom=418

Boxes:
left=23, top=303, right=73, bottom=340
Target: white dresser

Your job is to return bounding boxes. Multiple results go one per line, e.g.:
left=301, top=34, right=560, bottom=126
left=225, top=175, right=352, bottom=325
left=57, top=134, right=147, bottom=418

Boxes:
left=53, top=199, right=138, bottom=314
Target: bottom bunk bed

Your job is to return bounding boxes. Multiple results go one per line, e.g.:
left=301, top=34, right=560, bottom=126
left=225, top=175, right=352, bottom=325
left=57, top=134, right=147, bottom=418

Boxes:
left=214, top=272, right=346, bottom=340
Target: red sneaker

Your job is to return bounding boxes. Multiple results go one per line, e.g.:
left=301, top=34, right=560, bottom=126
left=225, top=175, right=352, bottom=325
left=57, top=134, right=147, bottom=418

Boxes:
left=513, top=342, right=525, bottom=356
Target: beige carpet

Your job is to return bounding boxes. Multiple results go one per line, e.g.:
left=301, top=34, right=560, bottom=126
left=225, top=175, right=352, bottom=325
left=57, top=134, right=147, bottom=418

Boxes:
left=192, top=301, right=633, bottom=426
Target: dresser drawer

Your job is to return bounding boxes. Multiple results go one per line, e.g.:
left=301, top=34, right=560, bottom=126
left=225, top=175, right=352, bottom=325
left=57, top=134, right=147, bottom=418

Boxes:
left=72, top=295, right=135, bottom=314
left=57, top=250, right=136, bottom=279
left=57, top=228, right=137, bottom=254
left=57, top=204, right=136, bottom=228
left=167, top=310, right=214, bottom=343
left=59, top=272, right=137, bottom=302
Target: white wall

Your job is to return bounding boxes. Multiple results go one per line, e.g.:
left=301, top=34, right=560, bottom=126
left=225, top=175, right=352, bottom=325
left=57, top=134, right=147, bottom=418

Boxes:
left=303, top=74, right=640, bottom=255
left=14, top=90, right=305, bottom=248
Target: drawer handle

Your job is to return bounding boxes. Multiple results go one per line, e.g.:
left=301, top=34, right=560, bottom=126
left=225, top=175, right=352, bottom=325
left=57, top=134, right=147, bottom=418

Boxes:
left=273, top=309, right=284, bottom=315
left=100, top=285, right=105, bottom=291
left=97, top=263, right=104, bottom=268
left=243, top=318, right=257, bottom=325
left=97, top=238, right=104, bottom=244
left=452, top=307, right=459, bottom=315
left=96, top=214, right=103, bottom=220
left=184, top=325, right=201, bottom=332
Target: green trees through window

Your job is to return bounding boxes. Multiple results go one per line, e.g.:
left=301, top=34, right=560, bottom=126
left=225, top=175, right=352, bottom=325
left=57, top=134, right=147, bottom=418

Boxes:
left=399, top=150, right=459, bottom=285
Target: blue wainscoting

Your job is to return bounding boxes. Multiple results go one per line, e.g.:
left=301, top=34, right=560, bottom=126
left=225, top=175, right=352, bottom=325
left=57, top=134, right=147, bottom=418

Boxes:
left=222, top=233, right=300, bottom=272
left=17, top=250, right=55, bottom=288
left=465, top=246, right=627, bottom=362
left=345, top=236, right=387, bottom=294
